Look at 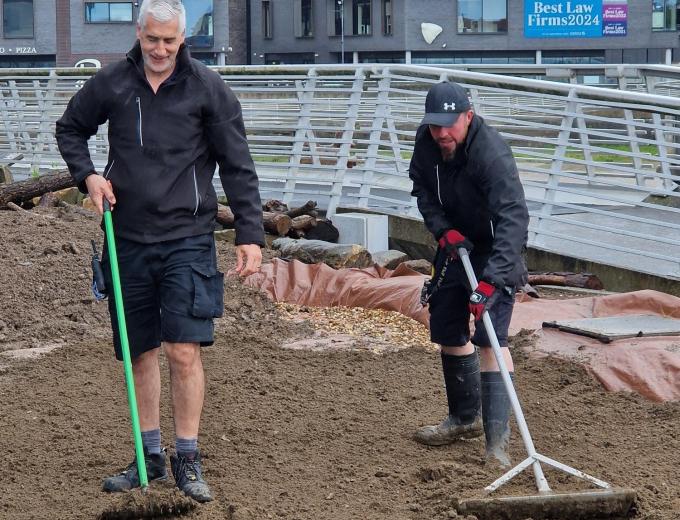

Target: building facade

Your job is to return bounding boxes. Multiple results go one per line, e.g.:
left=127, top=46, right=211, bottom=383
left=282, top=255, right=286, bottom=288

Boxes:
left=0, top=0, right=676, bottom=68
left=0, top=0, right=243, bottom=67
left=249, top=0, right=680, bottom=65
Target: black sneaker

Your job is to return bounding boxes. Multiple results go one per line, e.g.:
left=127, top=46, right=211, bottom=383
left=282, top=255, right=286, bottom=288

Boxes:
left=170, top=450, right=213, bottom=503
left=102, top=449, right=168, bottom=492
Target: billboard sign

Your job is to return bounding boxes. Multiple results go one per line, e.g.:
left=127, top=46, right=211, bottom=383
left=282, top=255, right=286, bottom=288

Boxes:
left=525, top=0, right=627, bottom=37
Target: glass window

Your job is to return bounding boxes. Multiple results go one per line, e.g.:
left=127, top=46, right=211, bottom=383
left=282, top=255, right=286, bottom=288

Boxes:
left=294, top=0, right=313, bottom=37
left=3, top=0, right=34, bottom=38
left=85, top=2, right=133, bottom=23
left=262, top=0, right=273, bottom=38
left=382, top=0, right=392, bottom=35
left=109, top=3, right=132, bottom=22
left=265, top=52, right=315, bottom=65
left=353, top=0, right=371, bottom=35
left=652, top=0, right=677, bottom=30
left=182, top=0, right=213, bottom=47
left=329, top=0, right=343, bottom=36
left=458, top=0, right=507, bottom=33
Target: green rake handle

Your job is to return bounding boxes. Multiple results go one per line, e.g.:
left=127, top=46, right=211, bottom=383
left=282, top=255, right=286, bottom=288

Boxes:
left=103, top=198, right=148, bottom=489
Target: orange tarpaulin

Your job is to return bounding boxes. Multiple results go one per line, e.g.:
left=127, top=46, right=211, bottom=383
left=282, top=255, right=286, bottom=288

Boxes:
left=246, top=259, right=680, bottom=402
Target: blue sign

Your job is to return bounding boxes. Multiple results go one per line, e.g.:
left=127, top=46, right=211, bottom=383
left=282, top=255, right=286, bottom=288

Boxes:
left=525, top=0, right=603, bottom=38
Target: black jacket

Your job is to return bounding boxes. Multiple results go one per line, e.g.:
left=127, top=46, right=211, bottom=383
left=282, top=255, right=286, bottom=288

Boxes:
left=56, top=42, right=264, bottom=246
left=408, top=115, right=529, bottom=287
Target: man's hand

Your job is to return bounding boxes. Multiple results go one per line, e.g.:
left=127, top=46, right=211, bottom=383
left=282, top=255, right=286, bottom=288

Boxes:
left=438, top=229, right=473, bottom=259
left=84, top=173, right=116, bottom=215
left=469, top=280, right=498, bottom=321
left=229, top=244, right=262, bottom=278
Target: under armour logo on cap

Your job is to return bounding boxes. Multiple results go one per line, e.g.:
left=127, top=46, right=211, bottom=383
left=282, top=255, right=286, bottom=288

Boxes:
left=421, top=82, right=472, bottom=127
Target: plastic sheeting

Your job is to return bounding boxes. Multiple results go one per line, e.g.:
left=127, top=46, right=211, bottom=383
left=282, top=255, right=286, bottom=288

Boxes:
left=245, top=259, right=680, bottom=402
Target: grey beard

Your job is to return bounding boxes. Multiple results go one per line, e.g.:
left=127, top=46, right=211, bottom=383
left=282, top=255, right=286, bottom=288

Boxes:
left=441, top=148, right=456, bottom=162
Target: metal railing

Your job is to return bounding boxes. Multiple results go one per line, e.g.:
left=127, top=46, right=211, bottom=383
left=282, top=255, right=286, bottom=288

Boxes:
left=0, top=65, right=678, bottom=280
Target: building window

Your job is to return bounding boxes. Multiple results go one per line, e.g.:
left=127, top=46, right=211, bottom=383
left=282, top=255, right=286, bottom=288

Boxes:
left=458, top=0, right=507, bottom=33
left=265, top=52, right=316, bottom=65
left=352, top=0, right=371, bottom=35
left=3, top=0, right=34, bottom=38
left=262, top=0, right=273, bottom=38
left=182, top=0, right=213, bottom=47
left=382, top=0, right=392, bottom=35
left=294, top=0, right=313, bottom=37
left=329, top=0, right=343, bottom=36
left=652, top=0, right=677, bottom=30
left=85, top=2, right=133, bottom=23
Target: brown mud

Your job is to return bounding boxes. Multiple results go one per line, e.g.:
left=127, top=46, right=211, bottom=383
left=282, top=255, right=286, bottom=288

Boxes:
left=0, top=207, right=678, bottom=520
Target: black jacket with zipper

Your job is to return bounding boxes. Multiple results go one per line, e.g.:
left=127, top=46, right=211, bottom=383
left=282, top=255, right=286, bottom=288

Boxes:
left=408, top=115, right=529, bottom=287
left=56, top=42, right=264, bottom=246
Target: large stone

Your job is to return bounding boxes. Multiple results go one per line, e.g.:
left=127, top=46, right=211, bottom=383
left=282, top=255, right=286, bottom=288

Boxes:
left=0, top=165, right=13, bottom=184
left=403, top=259, right=433, bottom=275
left=372, top=250, right=410, bottom=270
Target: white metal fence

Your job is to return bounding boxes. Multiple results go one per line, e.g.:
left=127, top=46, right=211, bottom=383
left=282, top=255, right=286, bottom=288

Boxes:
left=0, top=65, right=678, bottom=280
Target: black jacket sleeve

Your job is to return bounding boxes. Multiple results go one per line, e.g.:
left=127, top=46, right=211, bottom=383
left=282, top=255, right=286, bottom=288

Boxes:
left=477, top=150, right=529, bottom=287
left=204, top=76, right=265, bottom=247
left=55, top=72, right=111, bottom=193
left=408, top=129, right=453, bottom=240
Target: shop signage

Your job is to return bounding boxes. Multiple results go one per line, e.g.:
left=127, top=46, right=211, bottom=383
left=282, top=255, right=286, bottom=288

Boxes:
left=525, top=0, right=628, bottom=37
left=0, top=47, right=38, bottom=54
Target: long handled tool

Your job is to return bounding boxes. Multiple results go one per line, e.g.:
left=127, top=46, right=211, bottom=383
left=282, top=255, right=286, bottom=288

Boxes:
left=455, top=247, right=636, bottom=520
left=103, top=199, right=148, bottom=491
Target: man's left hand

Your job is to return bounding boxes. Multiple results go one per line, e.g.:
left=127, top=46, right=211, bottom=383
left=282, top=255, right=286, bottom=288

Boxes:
left=229, top=244, right=262, bottom=277
left=469, top=281, right=498, bottom=321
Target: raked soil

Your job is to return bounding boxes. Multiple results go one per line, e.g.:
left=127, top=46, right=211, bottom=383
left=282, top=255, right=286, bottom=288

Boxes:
left=0, top=206, right=678, bottom=520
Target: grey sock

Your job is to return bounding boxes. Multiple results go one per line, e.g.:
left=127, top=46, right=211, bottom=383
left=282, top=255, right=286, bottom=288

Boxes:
left=175, top=436, right=198, bottom=456
left=141, top=428, right=162, bottom=455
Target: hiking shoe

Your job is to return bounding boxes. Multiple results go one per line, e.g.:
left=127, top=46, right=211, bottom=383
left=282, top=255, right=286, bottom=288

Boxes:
left=414, top=415, right=483, bottom=446
left=171, top=450, right=213, bottom=503
left=102, top=450, right=168, bottom=492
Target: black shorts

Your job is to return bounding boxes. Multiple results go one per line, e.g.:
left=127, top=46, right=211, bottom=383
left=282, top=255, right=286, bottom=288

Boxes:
left=427, top=252, right=516, bottom=348
left=102, top=233, right=224, bottom=360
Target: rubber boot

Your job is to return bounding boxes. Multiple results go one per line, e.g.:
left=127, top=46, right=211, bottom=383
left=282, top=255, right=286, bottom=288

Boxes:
left=482, top=371, right=513, bottom=467
left=414, top=351, right=483, bottom=446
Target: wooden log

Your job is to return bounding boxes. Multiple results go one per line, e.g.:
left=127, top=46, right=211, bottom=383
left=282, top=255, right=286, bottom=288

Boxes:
left=528, top=272, right=604, bottom=290
left=216, top=204, right=291, bottom=236
left=272, top=237, right=372, bottom=269
left=285, top=200, right=317, bottom=219
left=290, top=215, right=317, bottom=232
left=0, top=170, right=75, bottom=209
left=263, top=199, right=288, bottom=213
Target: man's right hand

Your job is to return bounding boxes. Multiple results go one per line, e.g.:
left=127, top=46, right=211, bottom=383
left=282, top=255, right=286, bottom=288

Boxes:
left=438, top=229, right=473, bottom=259
left=84, top=173, right=116, bottom=215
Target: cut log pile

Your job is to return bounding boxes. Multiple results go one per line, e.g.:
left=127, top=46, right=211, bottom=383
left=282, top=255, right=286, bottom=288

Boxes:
left=217, top=199, right=339, bottom=243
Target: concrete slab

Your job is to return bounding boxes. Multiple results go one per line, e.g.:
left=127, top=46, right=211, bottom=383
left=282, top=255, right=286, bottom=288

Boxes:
left=543, top=314, right=680, bottom=343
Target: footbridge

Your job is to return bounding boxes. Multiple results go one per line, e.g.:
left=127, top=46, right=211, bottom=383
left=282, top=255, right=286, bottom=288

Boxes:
left=0, top=64, right=678, bottom=288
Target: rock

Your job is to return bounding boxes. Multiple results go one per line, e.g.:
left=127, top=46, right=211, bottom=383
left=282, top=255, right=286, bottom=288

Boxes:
left=372, top=250, right=410, bottom=270
left=82, top=197, right=96, bottom=212
left=403, top=259, right=433, bottom=275
left=54, top=187, right=82, bottom=205
left=0, top=165, right=13, bottom=184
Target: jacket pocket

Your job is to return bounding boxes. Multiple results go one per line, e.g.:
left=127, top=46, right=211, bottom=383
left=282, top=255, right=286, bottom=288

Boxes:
left=190, top=263, right=224, bottom=318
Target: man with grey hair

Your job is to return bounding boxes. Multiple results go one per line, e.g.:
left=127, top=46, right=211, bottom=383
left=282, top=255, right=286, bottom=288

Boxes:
left=56, top=0, right=264, bottom=503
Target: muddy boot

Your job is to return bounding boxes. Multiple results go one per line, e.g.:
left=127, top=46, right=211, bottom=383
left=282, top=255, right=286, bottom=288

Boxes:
left=171, top=450, right=213, bottom=503
left=414, top=414, right=483, bottom=445
left=415, top=351, right=483, bottom=446
left=482, top=371, right=513, bottom=467
left=102, top=449, right=168, bottom=492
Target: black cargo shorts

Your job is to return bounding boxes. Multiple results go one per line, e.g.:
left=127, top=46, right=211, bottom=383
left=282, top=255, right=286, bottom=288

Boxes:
left=427, top=250, right=516, bottom=348
left=102, top=232, right=224, bottom=360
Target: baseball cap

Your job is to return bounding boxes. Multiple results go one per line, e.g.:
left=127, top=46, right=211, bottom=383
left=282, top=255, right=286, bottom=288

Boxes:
left=420, top=81, right=472, bottom=127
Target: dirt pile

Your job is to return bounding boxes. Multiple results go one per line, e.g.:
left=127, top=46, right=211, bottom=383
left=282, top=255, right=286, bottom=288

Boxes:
left=0, top=207, right=678, bottom=520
